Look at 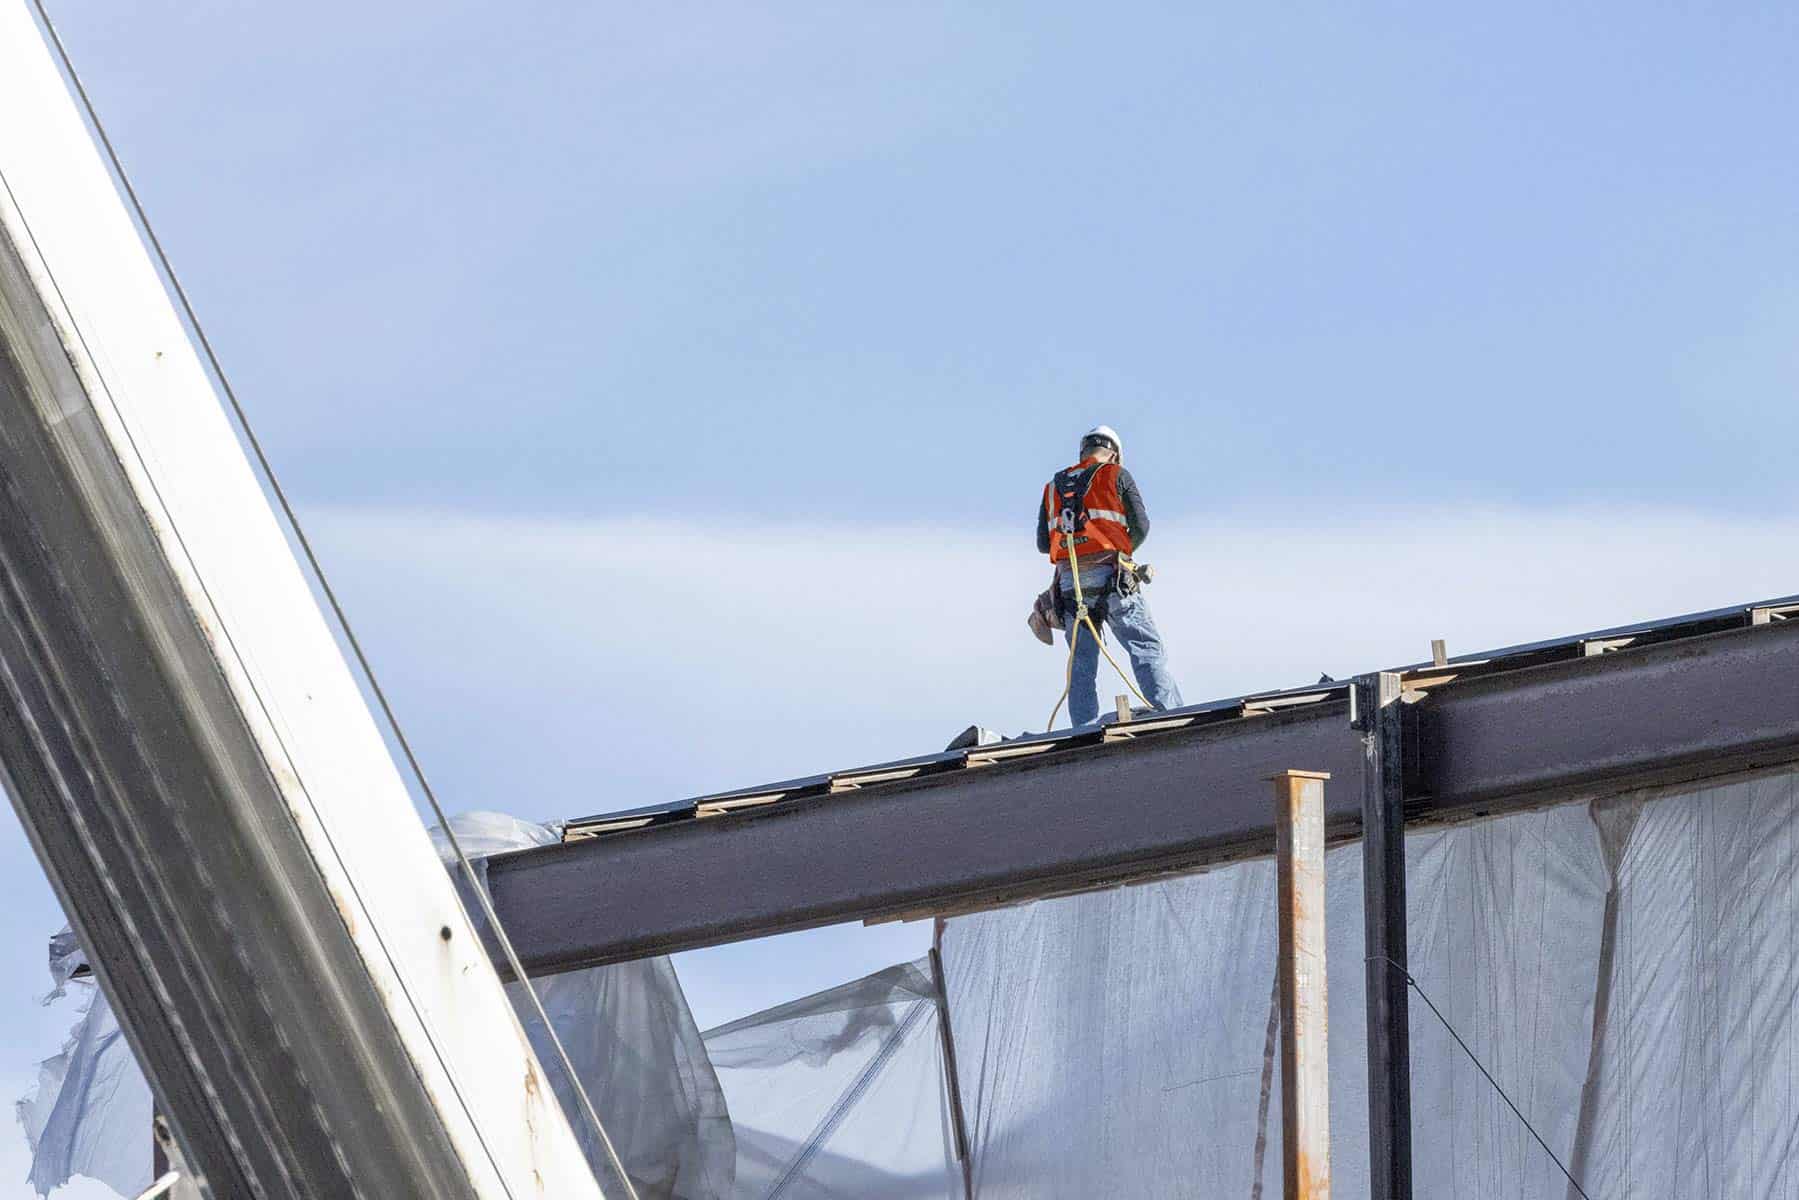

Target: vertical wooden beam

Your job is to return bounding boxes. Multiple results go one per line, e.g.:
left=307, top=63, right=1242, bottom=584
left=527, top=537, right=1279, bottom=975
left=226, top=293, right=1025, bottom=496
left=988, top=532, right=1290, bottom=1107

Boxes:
left=1270, top=769, right=1331, bottom=1200
left=1356, top=672, right=1413, bottom=1200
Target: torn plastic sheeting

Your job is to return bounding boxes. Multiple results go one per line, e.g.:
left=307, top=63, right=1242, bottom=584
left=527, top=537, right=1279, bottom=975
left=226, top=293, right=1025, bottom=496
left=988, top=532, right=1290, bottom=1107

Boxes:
left=16, top=930, right=154, bottom=1199
left=430, top=812, right=735, bottom=1200
left=702, top=957, right=961, bottom=1199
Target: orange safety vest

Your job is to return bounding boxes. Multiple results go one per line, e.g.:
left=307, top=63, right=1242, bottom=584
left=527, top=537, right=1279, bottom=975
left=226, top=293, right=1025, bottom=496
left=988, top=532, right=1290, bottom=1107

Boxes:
left=1043, top=459, right=1133, bottom=563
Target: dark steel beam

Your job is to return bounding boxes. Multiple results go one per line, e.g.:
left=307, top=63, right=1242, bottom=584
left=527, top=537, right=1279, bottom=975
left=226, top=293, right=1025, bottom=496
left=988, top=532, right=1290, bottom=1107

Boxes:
left=1357, top=672, right=1412, bottom=1200
left=490, top=618, right=1799, bottom=977
left=490, top=705, right=1362, bottom=975
left=1418, top=621, right=1799, bottom=812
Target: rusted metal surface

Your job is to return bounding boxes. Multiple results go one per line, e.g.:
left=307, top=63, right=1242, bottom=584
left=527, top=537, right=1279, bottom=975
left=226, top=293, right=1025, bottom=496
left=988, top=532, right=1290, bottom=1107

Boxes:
left=1272, top=770, right=1331, bottom=1200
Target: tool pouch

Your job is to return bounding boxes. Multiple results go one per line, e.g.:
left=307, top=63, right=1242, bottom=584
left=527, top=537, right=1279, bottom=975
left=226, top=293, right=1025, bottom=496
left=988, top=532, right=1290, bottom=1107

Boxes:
left=1028, top=586, right=1060, bottom=645
left=1115, top=557, right=1154, bottom=595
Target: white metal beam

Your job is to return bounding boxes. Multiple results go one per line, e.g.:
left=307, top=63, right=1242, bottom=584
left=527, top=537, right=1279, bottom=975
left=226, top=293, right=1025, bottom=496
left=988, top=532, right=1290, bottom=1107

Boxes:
left=0, top=4, right=606, bottom=1195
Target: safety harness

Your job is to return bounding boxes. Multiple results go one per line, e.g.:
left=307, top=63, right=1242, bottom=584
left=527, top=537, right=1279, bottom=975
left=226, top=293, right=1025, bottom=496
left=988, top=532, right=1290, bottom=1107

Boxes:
left=1046, top=461, right=1131, bottom=562
left=1044, top=526, right=1151, bottom=731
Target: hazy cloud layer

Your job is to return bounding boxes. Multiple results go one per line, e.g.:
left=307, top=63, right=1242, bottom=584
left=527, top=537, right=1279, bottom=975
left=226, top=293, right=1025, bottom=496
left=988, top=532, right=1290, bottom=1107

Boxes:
left=310, top=504, right=1797, bottom=790
left=303, top=504, right=1795, bottom=1026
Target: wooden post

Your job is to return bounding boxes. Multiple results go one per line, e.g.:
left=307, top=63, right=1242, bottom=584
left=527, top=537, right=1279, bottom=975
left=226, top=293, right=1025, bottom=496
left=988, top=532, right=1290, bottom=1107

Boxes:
left=1357, top=672, right=1413, bottom=1200
left=1271, top=769, right=1331, bottom=1200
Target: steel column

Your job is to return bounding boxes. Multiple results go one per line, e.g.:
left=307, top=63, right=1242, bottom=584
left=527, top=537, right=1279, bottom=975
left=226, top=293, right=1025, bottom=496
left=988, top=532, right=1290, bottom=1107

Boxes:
left=930, top=920, right=975, bottom=1200
left=1357, top=673, right=1412, bottom=1200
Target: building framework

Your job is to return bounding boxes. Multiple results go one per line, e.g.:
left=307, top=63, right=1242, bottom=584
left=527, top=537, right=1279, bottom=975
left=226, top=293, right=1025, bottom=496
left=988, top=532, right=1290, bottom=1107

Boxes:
left=493, top=598, right=1799, bottom=973
left=4, top=0, right=1797, bottom=1193
left=490, top=596, right=1799, bottom=1199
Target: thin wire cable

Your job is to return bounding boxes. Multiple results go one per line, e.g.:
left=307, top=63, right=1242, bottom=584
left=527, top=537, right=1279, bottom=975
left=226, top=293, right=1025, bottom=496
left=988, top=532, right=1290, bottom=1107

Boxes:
left=1369, top=955, right=1593, bottom=1200
left=25, top=5, right=640, bottom=1196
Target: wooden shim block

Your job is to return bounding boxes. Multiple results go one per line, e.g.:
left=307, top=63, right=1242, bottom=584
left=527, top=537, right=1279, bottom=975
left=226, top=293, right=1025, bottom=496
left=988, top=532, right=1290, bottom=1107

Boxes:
left=563, top=817, right=653, bottom=838
left=1102, top=713, right=1201, bottom=741
left=695, top=792, right=788, bottom=819
left=965, top=742, right=1058, bottom=768
left=829, top=766, right=925, bottom=792
left=1581, top=636, right=1636, bottom=657
left=1753, top=603, right=1798, bottom=625
left=1430, top=639, right=1447, bottom=668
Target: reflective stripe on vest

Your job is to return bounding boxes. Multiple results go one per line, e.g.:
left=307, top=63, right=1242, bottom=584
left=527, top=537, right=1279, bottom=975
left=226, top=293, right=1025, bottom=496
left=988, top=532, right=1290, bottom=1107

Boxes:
left=1043, top=460, right=1132, bottom=563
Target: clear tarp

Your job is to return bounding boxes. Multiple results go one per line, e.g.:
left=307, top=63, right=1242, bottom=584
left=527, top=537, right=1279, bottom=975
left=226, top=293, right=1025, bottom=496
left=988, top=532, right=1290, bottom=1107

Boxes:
left=429, top=813, right=736, bottom=1200
left=702, top=956, right=961, bottom=1199
left=17, top=773, right=1799, bottom=1198
left=939, top=768, right=1799, bottom=1198
left=16, top=815, right=735, bottom=1200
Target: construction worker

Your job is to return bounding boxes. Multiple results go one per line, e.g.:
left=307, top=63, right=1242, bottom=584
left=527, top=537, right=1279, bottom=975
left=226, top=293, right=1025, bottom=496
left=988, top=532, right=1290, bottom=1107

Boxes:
left=1036, top=425, right=1183, bottom=726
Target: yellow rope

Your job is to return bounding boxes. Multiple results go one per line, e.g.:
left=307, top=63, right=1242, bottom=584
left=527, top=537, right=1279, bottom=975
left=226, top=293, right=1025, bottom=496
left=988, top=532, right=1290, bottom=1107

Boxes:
left=1044, top=531, right=1151, bottom=731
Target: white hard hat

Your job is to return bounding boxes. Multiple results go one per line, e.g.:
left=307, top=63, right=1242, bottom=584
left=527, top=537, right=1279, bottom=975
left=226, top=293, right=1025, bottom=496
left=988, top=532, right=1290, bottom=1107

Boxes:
left=1081, top=424, right=1123, bottom=459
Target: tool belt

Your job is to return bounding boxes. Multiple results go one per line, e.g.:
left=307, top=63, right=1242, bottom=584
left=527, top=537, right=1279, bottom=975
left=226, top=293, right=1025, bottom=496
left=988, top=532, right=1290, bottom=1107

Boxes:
left=1027, top=561, right=1154, bottom=645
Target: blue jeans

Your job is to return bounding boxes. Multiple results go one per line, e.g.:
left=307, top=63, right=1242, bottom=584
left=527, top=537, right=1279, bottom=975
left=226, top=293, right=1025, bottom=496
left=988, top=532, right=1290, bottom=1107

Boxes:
left=1060, top=566, right=1183, bottom=726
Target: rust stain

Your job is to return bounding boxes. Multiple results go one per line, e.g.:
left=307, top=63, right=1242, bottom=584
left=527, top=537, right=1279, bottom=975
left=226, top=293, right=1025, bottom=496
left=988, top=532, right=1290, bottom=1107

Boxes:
left=1292, top=1147, right=1330, bottom=1198
left=522, top=1062, right=547, bottom=1196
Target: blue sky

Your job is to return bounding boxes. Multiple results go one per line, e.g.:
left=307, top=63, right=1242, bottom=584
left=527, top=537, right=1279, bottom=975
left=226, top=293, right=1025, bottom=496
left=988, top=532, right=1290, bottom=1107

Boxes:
left=4, top=2, right=1797, bottom=1194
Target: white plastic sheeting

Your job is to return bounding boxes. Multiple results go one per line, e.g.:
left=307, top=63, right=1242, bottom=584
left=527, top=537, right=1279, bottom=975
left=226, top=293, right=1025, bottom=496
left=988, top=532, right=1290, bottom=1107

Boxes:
left=430, top=813, right=736, bottom=1200
left=940, top=768, right=1799, bottom=1199
left=15, top=929, right=153, bottom=1198
left=18, top=774, right=1799, bottom=1198
left=14, top=813, right=734, bottom=1200
left=702, top=957, right=961, bottom=1199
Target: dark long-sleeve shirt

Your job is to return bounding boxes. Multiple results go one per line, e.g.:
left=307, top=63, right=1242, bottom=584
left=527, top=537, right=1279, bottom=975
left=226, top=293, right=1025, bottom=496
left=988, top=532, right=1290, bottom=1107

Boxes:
left=1036, top=466, right=1150, bottom=556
